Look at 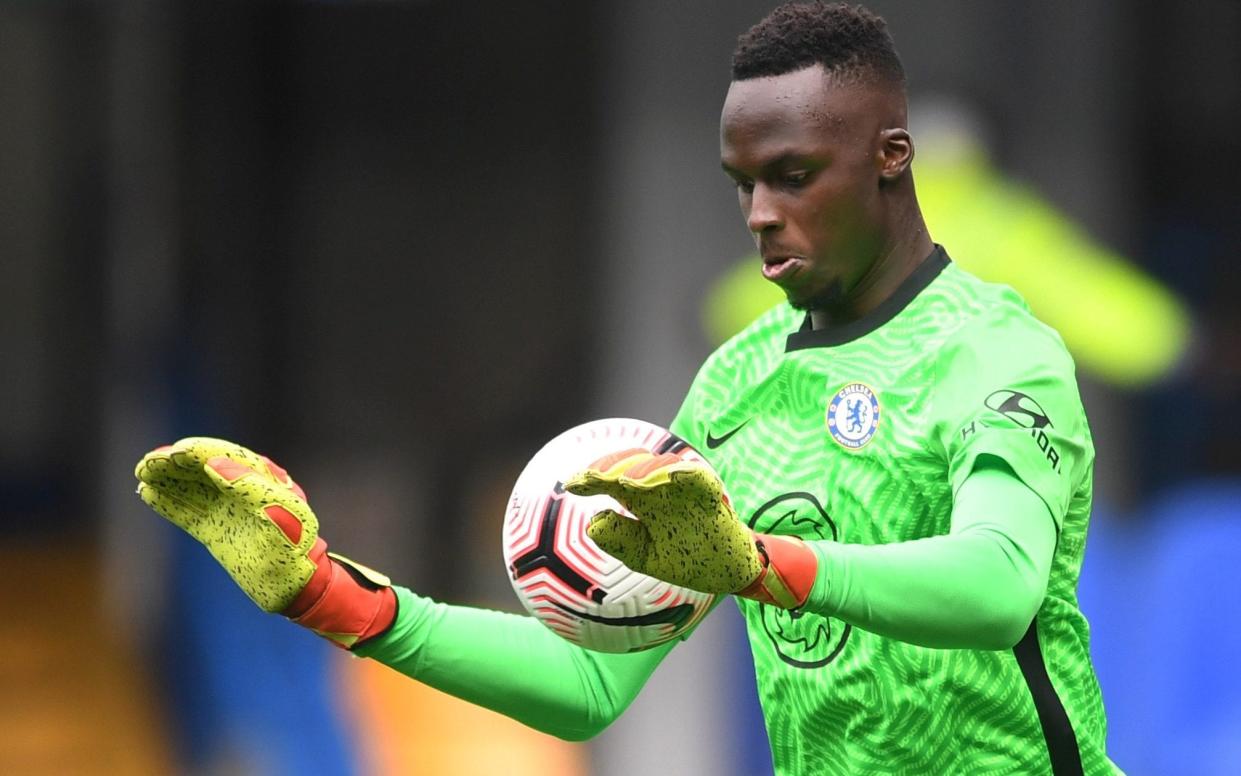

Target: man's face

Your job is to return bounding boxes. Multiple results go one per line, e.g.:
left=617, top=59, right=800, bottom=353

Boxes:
left=720, top=65, right=895, bottom=311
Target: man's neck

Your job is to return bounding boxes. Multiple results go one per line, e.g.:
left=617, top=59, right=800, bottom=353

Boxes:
left=809, top=223, right=934, bottom=331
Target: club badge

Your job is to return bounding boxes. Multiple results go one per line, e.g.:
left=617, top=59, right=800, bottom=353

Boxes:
left=827, top=382, right=880, bottom=450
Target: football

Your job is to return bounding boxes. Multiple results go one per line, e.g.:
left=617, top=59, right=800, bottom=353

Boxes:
left=503, top=417, right=719, bottom=653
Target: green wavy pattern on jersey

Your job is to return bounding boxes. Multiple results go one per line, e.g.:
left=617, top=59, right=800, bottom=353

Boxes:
left=671, top=261, right=1115, bottom=775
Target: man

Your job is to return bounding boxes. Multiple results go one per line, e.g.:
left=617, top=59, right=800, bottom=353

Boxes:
left=135, top=3, right=1116, bottom=773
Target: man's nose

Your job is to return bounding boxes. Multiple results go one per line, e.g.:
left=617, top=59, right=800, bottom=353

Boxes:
left=746, top=184, right=783, bottom=233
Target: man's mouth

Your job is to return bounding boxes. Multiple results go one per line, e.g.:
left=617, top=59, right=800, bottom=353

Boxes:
left=761, top=255, right=804, bottom=282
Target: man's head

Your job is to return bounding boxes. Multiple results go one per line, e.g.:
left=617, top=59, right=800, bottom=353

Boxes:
left=731, top=1, right=904, bottom=86
left=721, top=2, right=925, bottom=317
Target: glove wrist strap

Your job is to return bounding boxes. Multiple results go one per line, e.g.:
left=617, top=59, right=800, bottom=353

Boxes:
left=283, top=539, right=397, bottom=649
left=738, top=533, right=818, bottom=609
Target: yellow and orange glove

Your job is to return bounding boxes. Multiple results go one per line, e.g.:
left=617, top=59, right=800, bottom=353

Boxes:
left=134, top=437, right=396, bottom=649
left=564, top=448, right=818, bottom=609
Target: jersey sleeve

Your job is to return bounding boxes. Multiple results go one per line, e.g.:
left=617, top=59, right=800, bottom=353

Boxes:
left=931, top=306, right=1093, bottom=530
left=804, top=461, right=1056, bottom=649
left=354, top=587, right=676, bottom=741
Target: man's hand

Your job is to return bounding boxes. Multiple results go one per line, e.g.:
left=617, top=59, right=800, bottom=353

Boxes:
left=135, top=437, right=396, bottom=648
left=564, top=448, right=818, bottom=609
left=135, top=437, right=319, bottom=612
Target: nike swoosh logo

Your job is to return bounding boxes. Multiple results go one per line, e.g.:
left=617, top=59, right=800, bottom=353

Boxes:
left=706, top=419, right=750, bottom=449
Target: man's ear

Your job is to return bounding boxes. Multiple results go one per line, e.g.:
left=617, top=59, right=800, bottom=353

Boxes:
left=877, top=127, right=914, bottom=181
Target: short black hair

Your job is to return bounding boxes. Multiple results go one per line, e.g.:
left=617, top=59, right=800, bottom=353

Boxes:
left=732, top=2, right=905, bottom=87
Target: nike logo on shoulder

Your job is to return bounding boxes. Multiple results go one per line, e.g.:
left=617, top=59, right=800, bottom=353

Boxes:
left=706, top=419, right=750, bottom=449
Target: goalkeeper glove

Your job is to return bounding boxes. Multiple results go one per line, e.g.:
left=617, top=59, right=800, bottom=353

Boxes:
left=134, top=437, right=396, bottom=649
left=564, top=448, right=818, bottom=609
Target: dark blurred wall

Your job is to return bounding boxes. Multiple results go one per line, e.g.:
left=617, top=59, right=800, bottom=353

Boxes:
left=174, top=3, right=598, bottom=444
left=0, top=4, right=107, bottom=536
left=1132, top=1, right=1241, bottom=489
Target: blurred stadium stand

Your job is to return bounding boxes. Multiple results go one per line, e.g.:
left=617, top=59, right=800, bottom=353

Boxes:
left=0, top=544, right=171, bottom=772
left=1083, top=483, right=1241, bottom=775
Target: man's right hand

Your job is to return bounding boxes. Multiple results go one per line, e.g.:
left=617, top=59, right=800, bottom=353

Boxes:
left=564, top=448, right=818, bottom=609
left=135, top=437, right=396, bottom=648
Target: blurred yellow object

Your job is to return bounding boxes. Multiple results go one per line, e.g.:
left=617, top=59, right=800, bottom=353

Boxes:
left=0, top=544, right=173, bottom=775
left=704, top=148, right=1191, bottom=388
left=337, top=653, right=588, bottom=776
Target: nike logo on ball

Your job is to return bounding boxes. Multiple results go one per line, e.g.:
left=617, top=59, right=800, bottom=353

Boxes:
left=706, top=419, right=750, bottom=449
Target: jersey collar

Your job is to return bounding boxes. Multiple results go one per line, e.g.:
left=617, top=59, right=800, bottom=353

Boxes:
left=784, top=245, right=951, bottom=351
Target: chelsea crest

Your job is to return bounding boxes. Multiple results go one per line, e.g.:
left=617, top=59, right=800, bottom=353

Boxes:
left=827, top=382, right=880, bottom=450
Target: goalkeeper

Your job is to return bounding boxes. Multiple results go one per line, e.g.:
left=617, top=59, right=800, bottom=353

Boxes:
left=135, top=3, right=1118, bottom=774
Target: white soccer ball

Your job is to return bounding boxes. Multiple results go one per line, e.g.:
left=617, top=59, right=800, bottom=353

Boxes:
left=503, top=417, right=718, bottom=653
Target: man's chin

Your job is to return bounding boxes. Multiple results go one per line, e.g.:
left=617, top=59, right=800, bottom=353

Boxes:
left=786, top=280, right=845, bottom=312
left=787, top=296, right=815, bottom=312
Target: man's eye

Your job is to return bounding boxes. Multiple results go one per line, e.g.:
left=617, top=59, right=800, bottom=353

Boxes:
left=735, top=180, right=755, bottom=194
left=784, top=171, right=809, bottom=187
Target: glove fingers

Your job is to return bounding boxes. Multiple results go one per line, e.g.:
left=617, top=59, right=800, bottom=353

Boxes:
left=135, top=446, right=194, bottom=485
left=662, top=465, right=725, bottom=501
left=159, top=437, right=283, bottom=484
left=148, top=466, right=318, bottom=551
left=133, top=440, right=252, bottom=485
left=586, top=509, right=651, bottom=571
left=259, top=454, right=306, bottom=500
left=563, top=448, right=651, bottom=499
left=564, top=445, right=760, bottom=595
left=202, top=456, right=319, bottom=547
left=138, top=481, right=208, bottom=532
left=138, top=439, right=304, bottom=504
left=565, top=450, right=698, bottom=514
left=173, top=436, right=266, bottom=467
left=615, top=452, right=684, bottom=483
left=143, top=469, right=319, bottom=611
left=202, top=456, right=263, bottom=493
left=609, top=458, right=717, bottom=532
left=134, top=441, right=319, bottom=614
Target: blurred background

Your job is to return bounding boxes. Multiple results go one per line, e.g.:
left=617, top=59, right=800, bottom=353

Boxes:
left=2, top=0, right=1239, bottom=773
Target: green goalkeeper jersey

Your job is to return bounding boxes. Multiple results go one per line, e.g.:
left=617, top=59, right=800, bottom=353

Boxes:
left=670, top=247, right=1110, bottom=775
